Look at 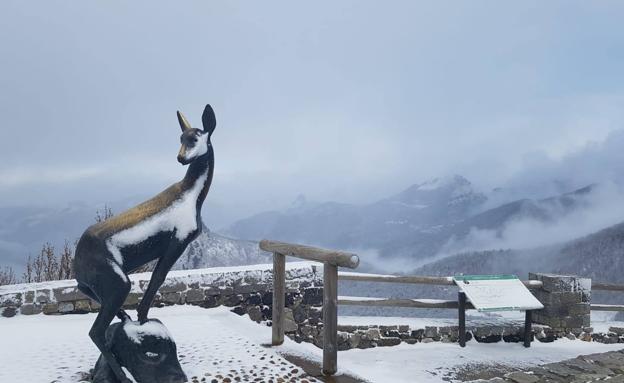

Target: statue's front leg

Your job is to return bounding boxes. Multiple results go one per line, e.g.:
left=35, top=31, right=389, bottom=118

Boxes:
left=137, top=251, right=181, bottom=324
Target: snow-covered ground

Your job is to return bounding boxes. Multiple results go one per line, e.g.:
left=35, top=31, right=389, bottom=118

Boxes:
left=1, top=305, right=623, bottom=383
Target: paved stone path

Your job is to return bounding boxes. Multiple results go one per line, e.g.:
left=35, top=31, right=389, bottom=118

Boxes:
left=0, top=305, right=343, bottom=383
left=473, top=349, right=624, bottom=383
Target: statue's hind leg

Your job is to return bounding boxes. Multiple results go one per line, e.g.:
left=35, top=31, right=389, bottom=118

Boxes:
left=77, top=282, right=132, bottom=322
left=86, top=265, right=133, bottom=383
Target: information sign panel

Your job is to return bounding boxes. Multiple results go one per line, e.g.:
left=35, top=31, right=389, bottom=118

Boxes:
left=453, top=275, right=544, bottom=312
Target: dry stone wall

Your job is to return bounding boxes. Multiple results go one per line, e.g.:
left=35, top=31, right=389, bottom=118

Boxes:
left=1, top=267, right=620, bottom=350
left=0, top=262, right=323, bottom=318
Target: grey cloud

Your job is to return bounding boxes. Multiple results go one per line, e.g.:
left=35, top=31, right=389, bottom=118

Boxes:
left=1, top=1, right=624, bottom=229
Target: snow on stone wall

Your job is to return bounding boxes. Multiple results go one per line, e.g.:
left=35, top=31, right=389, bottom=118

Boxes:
left=0, top=262, right=322, bottom=317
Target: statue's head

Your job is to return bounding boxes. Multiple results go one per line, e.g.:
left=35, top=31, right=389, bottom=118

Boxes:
left=104, top=319, right=187, bottom=383
left=176, top=104, right=216, bottom=165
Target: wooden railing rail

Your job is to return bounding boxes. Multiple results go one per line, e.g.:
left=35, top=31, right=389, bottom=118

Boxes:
left=338, top=271, right=544, bottom=289
left=590, top=282, right=624, bottom=312
left=591, top=304, right=624, bottom=312
left=338, top=296, right=476, bottom=309
left=260, top=240, right=359, bottom=376
left=592, top=282, right=624, bottom=292
left=260, top=240, right=360, bottom=268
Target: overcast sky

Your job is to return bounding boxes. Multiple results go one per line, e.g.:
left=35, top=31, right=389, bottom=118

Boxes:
left=1, top=1, right=624, bottom=228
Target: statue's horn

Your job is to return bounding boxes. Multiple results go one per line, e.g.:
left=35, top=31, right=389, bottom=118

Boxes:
left=177, top=110, right=192, bottom=132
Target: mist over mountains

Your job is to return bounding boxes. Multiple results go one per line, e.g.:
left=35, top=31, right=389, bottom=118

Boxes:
left=2, top=168, right=624, bottom=281
left=225, top=174, right=624, bottom=273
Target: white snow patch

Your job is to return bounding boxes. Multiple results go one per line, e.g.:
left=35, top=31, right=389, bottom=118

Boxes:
left=106, top=242, right=124, bottom=265
left=123, top=320, right=172, bottom=344
left=1, top=306, right=624, bottom=382
left=183, top=132, right=209, bottom=161
left=109, top=260, right=129, bottom=283
left=106, top=173, right=207, bottom=262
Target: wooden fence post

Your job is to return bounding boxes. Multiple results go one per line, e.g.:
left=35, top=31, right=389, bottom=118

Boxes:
left=458, top=292, right=466, bottom=347
left=323, top=262, right=338, bottom=375
left=524, top=310, right=532, bottom=348
left=272, top=252, right=286, bottom=346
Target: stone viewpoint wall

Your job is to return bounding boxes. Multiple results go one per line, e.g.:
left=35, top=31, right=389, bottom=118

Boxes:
left=529, top=273, right=592, bottom=333
left=0, top=262, right=323, bottom=318
left=1, top=267, right=620, bottom=350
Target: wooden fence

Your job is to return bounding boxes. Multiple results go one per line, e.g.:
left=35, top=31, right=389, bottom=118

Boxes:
left=259, top=240, right=359, bottom=376
left=261, top=239, right=624, bottom=375
left=592, top=282, right=624, bottom=312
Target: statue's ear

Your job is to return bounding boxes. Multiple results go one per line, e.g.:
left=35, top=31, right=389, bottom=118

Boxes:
left=202, top=104, right=216, bottom=136
left=177, top=111, right=192, bottom=132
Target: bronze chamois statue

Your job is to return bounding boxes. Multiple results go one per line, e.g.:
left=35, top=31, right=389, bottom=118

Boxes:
left=73, top=104, right=216, bottom=383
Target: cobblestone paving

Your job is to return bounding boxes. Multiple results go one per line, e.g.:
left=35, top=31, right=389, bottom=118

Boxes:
left=472, top=349, right=624, bottom=383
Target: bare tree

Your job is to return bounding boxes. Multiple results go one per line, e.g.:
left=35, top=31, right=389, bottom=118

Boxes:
left=58, top=240, right=74, bottom=280
left=33, top=247, right=44, bottom=283
left=23, top=255, right=33, bottom=283
left=7, top=207, right=116, bottom=285
left=95, top=204, right=114, bottom=223
left=0, top=266, right=17, bottom=286
left=43, top=243, right=59, bottom=281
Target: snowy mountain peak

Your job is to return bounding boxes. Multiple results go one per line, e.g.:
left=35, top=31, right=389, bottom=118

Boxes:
left=416, top=175, right=471, bottom=191
left=391, top=175, right=485, bottom=208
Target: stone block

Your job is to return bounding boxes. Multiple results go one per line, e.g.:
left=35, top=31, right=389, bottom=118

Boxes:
left=20, top=303, right=42, bottom=315
left=74, top=300, right=91, bottom=313
left=123, top=292, right=142, bottom=308
left=247, top=306, right=263, bottom=323
left=302, top=288, right=323, bottom=306
left=53, top=287, right=87, bottom=302
left=1, top=306, right=17, bottom=318
left=569, top=303, right=591, bottom=316
left=292, top=305, right=308, bottom=324
left=58, top=302, right=74, bottom=313
left=162, top=292, right=181, bottom=305
left=377, top=337, right=401, bottom=347
left=199, top=295, right=219, bottom=309
left=35, top=290, right=51, bottom=304
left=349, top=333, right=361, bottom=348
left=90, top=299, right=101, bottom=311
left=284, top=316, right=298, bottom=333
left=42, top=303, right=59, bottom=315
left=245, top=292, right=262, bottom=305
left=24, top=291, right=34, bottom=304
left=223, top=294, right=243, bottom=307
left=337, top=332, right=351, bottom=351
left=411, top=329, right=424, bottom=340
left=609, top=327, right=624, bottom=336
left=159, top=281, right=187, bottom=294
left=424, top=326, right=439, bottom=339
left=530, top=273, right=591, bottom=332
left=366, top=328, right=381, bottom=340
left=185, top=289, right=205, bottom=303
left=1, top=293, right=22, bottom=306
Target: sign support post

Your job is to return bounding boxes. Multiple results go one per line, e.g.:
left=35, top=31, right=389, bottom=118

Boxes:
left=524, top=310, right=532, bottom=348
left=453, top=275, right=544, bottom=348
left=458, top=292, right=467, bottom=347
